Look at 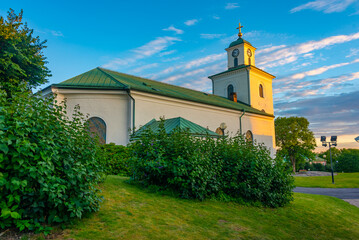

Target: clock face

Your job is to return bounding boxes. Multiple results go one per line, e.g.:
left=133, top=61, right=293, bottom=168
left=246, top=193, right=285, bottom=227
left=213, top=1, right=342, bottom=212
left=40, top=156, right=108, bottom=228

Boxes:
left=247, top=49, right=252, bottom=57
left=232, top=49, right=239, bottom=57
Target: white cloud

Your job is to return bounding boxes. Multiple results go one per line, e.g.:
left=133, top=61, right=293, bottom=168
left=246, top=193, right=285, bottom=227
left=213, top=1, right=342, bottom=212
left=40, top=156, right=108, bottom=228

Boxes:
left=129, top=63, right=159, bottom=74
left=163, top=25, right=184, bottom=34
left=132, top=36, right=181, bottom=57
left=159, top=50, right=177, bottom=57
left=290, top=0, right=356, bottom=13
left=51, top=30, right=63, bottom=37
left=184, top=19, right=199, bottom=26
left=102, top=36, right=181, bottom=69
left=276, top=58, right=359, bottom=83
left=151, top=52, right=226, bottom=80
left=346, top=48, right=359, bottom=58
left=256, top=45, right=287, bottom=55
left=200, top=33, right=225, bottom=39
left=213, top=16, right=220, bottom=20
left=225, top=3, right=239, bottom=9
left=258, top=32, right=359, bottom=69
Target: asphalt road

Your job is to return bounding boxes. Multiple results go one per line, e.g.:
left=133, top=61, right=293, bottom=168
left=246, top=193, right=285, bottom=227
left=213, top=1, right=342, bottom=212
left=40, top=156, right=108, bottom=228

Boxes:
left=294, top=187, right=359, bottom=199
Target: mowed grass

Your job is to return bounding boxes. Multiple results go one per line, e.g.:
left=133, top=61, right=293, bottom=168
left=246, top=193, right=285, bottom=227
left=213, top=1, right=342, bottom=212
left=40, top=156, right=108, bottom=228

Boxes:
left=56, top=175, right=359, bottom=240
left=295, top=172, right=359, bottom=188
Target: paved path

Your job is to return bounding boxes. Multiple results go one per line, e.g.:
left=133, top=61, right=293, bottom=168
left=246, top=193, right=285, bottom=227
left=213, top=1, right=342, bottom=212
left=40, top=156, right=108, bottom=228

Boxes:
left=294, top=187, right=359, bottom=207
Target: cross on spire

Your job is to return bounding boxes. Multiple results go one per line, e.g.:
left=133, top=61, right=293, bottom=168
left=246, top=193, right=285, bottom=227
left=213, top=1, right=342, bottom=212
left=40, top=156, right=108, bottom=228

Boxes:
left=236, top=22, right=243, bottom=38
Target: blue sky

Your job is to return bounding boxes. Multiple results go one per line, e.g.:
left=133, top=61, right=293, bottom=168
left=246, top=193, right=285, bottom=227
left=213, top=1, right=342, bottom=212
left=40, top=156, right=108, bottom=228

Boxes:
left=2, top=0, right=359, bottom=150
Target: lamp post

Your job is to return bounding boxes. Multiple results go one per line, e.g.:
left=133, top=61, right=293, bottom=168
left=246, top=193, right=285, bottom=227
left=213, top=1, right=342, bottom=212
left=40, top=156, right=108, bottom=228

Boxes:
left=320, top=136, right=337, bottom=184
left=220, top=122, right=227, bottom=136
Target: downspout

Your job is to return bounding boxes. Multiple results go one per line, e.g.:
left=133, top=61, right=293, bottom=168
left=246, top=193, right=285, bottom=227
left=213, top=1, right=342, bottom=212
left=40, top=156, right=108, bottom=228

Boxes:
left=245, top=67, right=250, bottom=106
left=126, top=89, right=135, bottom=134
left=239, top=109, right=245, bottom=135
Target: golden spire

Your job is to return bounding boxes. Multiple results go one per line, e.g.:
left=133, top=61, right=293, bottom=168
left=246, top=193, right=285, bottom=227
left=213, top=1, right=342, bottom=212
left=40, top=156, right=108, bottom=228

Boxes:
left=236, top=22, right=243, bottom=38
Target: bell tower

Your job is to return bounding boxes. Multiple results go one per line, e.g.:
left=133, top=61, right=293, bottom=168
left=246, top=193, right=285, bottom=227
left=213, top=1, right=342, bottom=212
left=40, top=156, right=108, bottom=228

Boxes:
left=226, top=23, right=256, bottom=69
left=208, top=23, right=275, bottom=115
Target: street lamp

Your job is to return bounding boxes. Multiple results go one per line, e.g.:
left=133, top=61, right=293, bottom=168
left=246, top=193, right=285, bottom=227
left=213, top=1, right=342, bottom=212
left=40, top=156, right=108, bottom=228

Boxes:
left=320, top=135, right=337, bottom=184
left=220, top=122, right=227, bottom=136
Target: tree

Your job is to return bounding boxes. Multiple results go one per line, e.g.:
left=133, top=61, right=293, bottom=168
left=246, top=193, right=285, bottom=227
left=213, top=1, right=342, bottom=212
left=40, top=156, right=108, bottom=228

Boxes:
left=275, top=117, right=316, bottom=173
left=336, top=149, right=359, bottom=172
left=318, top=147, right=341, bottom=165
left=0, top=9, right=50, bottom=94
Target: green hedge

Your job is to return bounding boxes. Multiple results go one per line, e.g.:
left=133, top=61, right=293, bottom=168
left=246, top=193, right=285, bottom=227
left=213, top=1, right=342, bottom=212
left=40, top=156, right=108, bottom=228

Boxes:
left=99, top=143, right=131, bottom=176
left=129, top=122, right=294, bottom=208
left=0, top=90, right=103, bottom=233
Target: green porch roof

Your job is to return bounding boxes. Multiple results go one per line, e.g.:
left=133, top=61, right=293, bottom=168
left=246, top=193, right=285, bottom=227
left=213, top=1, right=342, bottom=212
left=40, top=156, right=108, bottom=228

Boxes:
left=132, top=117, right=220, bottom=138
left=52, top=67, right=273, bottom=117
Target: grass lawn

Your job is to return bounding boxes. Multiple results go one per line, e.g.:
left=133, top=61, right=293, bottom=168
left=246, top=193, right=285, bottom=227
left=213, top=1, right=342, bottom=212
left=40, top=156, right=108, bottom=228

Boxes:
left=295, top=172, right=359, bottom=188
left=51, top=175, right=359, bottom=240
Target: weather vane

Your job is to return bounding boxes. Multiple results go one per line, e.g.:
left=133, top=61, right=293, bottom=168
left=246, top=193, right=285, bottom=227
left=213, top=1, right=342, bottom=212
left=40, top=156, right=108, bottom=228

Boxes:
left=236, top=22, right=243, bottom=38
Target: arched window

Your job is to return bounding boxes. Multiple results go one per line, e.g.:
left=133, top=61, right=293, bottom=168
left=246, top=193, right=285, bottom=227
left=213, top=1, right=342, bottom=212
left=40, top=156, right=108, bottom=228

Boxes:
left=259, top=84, right=264, bottom=98
left=246, top=130, right=253, bottom=142
left=227, top=84, right=234, bottom=99
left=234, top=58, right=238, bottom=67
left=248, top=57, right=251, bottom=65
left=87, top=117, right=106, bottom=144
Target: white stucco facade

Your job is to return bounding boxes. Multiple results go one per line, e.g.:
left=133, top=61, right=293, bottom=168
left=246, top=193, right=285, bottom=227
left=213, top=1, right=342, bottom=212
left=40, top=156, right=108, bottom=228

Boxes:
left=49, top=87, right=276, bottom=157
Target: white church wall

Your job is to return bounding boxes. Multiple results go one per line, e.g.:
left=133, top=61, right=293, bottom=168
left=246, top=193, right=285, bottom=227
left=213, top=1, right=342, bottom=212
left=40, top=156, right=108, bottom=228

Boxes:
left=132, top=91, right=276, bottom=157
left=212, top=70, right=249, bottom=104
left=52, top=88, right=130, bottom=145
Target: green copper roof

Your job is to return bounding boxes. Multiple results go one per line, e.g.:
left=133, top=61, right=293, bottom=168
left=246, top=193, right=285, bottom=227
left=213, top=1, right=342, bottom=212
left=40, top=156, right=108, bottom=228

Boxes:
left=208, top=64, right=275, bottom=79
left=132, top=117, right=220, bottom=138
left=53, top=67, right=273, bottom=117
left=228, top=37, right=252, bottom=48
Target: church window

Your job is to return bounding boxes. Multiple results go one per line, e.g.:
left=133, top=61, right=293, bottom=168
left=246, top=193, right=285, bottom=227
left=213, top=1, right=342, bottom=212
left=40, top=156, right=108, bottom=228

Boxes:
left=248, top=57, right=251, bottom=65
left=234, top=57, right=238, bottom=67
left=259, top=84, right=264, bottom=98
left=246, top=130, right=253, bottom=142
left=227, top=84, right=234, bottom=99
left=87, top=117, right=106, bottom=144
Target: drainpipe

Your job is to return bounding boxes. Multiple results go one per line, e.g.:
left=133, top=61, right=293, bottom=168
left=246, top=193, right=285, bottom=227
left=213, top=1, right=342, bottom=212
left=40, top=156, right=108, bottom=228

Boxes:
left=126, top=89, right=135, bottom=134
left=245, top=67, right=250, bottom=106
left=239, top=109, right=245, bottom=135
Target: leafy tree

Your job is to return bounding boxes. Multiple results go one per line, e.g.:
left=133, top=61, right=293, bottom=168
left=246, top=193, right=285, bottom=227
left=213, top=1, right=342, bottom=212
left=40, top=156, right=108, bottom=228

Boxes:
left=275, top=117, right=316, bottom=173
left=318, top=147, right=341, bottom=165
left=336, top=149, right=359, bottom=172
left=0, top=9, right=50, bottom=94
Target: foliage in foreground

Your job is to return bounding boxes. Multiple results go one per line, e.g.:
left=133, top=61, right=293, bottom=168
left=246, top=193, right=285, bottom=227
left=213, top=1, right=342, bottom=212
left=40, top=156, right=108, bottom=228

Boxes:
left=99, top=143, right=131, bottom=176
left=275, top=116, right=316, bottom=173
left=129, top=123, right=294, bottom=208
left=0, top=89, right=103, bottom=233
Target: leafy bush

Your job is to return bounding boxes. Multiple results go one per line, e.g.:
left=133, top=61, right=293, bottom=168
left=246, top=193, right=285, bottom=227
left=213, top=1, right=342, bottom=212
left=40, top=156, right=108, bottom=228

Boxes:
left=129, top=122, right=294, bottom=207
left=0, top=89, right=103, bottom=232
left=336, top=149, right=359, bottom=173
left=99, top=143, right=131, bottom=176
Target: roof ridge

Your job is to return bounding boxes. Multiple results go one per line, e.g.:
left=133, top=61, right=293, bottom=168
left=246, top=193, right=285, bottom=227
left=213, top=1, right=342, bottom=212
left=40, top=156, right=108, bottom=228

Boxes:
left=96, top=67, right=130, bottom=89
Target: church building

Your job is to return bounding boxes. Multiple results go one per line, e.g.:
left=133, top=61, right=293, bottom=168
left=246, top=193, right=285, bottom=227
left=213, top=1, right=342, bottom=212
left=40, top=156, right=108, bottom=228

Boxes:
left=41, top=24, right=276, bottom=156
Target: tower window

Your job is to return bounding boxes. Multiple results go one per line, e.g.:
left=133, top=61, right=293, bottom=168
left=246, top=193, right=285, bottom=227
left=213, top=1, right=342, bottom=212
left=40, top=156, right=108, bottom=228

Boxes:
left=234, top=57, right=238, bottom=67
left=248, top=57, right=251, bottom=65
left=227, top=84, right=234, bottom=99
left=259, top=84, right=264, bottom=98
